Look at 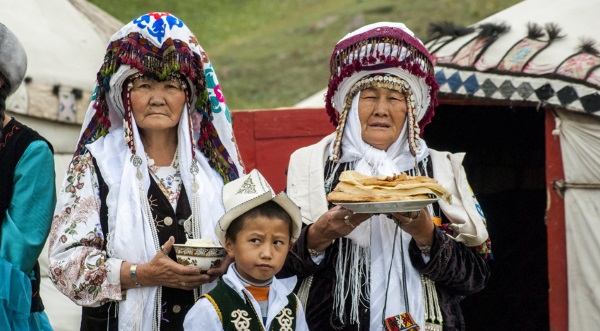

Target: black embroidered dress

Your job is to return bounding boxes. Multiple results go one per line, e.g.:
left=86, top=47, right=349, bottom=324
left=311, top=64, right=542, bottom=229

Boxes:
left=80, top=163, right=194, bottom=331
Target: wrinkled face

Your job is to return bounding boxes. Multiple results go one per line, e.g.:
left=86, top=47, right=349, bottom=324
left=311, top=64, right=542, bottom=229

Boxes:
left=130, top=78, right=186, bottom=136
left=358, top=87, right=408, bottom=151
left=225, top=216, right=291, bottom=284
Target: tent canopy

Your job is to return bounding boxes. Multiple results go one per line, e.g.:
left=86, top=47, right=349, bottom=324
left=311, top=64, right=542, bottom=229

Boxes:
left=428, top=0, right=600, bottom=115
left=0, top=0, right=120, bottom=87
left=1, top=0, right=122, bottom=123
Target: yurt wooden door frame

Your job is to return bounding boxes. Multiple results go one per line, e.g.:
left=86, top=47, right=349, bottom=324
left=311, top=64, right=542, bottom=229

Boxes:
left=544, top=108, right=567, bottom=331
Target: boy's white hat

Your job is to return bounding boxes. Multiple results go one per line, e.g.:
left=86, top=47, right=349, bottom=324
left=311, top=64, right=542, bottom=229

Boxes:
left=215, top=169, right=302, bottom=246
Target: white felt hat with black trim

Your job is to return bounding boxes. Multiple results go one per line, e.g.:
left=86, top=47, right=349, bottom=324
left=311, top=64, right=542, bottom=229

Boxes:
left=215, top=169, right=302, bottom=246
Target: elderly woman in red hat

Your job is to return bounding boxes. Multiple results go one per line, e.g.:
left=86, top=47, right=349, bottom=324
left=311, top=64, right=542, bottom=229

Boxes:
left=281, top=22, right=491, bottom=331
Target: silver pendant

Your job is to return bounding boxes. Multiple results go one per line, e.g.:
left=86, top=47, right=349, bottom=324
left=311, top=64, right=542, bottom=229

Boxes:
left=183, top=217, right=193, bottom=238
left=131, top=154, right=143, bottom=167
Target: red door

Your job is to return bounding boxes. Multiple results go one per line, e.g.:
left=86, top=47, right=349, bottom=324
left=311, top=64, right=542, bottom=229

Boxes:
left=233, top=107, right=332, bottom=192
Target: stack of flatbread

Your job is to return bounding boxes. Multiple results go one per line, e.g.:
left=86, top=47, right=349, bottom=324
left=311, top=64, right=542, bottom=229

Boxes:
left=327, top=170, right=452, bottom=204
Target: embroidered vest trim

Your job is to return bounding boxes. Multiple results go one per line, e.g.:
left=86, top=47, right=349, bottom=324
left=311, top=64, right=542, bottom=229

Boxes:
left=202, top=280, right=297, bottom=331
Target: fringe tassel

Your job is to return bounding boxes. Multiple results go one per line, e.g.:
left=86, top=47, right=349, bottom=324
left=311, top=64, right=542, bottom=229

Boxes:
left=132, top=155, right=162, bottom=331
left=421, top=275, right=443, bottom=331
left=154, top=286, right=163, bottom=331
left=101, top=33, right=203, bottom=86
left=189, top=160, right=202, bottom=240
left=199, top=120, right=239, bottom=184
left=106, top=302, right=118, bottom=331
left=296, top=275, right=313, bottom=309
left=333, top=240, right=370, bottom=326
left=133, top=294, right=143, bottom=331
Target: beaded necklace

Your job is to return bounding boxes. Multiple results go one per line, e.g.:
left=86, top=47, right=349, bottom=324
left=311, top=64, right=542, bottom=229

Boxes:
left=146, top=146, right=182, bottom=208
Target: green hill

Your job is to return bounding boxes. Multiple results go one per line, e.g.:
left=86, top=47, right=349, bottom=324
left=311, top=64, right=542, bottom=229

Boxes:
left=90, top=0, right=520, bottom=110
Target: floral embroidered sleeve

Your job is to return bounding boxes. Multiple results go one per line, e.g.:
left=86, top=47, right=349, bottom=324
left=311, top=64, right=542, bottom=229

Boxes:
left=48, top=154, right=124, bottom=306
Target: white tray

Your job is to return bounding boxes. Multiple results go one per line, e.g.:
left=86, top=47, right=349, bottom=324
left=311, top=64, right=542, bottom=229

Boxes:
left=333, top=198, right=438, bottom=213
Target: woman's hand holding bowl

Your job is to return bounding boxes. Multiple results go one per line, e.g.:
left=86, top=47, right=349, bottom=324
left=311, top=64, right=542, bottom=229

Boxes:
left=126, top=236, right=220, bottom=291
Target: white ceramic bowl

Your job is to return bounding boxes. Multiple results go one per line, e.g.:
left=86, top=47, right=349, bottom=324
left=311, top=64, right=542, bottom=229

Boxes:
left=173, top=244, right=226, bottom=272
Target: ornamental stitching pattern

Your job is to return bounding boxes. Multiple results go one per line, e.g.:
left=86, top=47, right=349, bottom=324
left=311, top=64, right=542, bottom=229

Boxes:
left=230, top=309, right=252, bottom=331
left=275, top=307, right=294, bottom=331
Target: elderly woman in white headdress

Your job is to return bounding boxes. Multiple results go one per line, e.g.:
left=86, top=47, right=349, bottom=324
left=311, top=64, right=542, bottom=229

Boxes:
left=281, top=22, right=491, bottom=331
left=48, top=13, right=244, bottom=330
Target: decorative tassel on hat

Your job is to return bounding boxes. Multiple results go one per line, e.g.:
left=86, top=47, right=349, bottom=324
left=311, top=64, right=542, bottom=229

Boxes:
left=325, top=26, right=439, bottom=133
left=75, top=31, right=240, bottom=184
left=329, top=74, right=422, bottom=163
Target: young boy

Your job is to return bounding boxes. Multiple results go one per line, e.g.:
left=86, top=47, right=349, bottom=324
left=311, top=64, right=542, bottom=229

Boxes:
left=183, top=169, right=308, bottom=331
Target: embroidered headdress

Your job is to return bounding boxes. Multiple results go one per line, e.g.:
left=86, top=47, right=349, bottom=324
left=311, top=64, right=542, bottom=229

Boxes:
left=326, top=22, right=439, bottom=162
left=77, top=12, right=242, bottom=183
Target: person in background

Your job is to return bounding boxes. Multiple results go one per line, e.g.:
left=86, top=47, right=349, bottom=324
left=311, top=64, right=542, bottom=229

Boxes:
left=184, top=169, right=308, bottom=331
left=48, top=12, right=244, bottom=330
left=0, top=22, right=55, bottom=330
left=280, top=22, right=491, bottom=331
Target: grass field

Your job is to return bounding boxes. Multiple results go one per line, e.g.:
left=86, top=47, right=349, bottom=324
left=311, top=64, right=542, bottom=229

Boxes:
left=90, top=0, right=521, bottom=110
